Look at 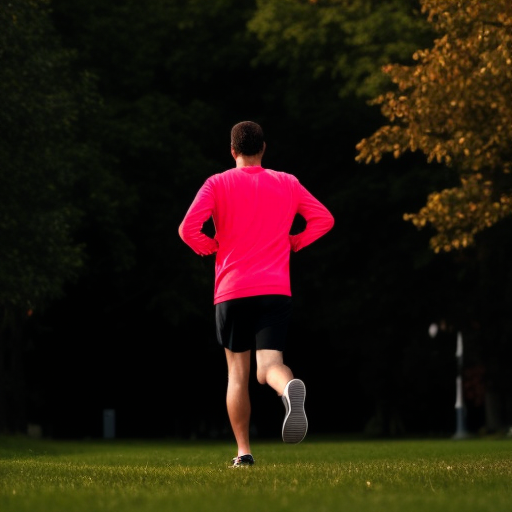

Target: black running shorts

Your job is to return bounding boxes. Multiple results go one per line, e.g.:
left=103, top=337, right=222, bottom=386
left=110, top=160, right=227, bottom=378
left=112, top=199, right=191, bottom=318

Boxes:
left=215, top=295, right=292, bottom=353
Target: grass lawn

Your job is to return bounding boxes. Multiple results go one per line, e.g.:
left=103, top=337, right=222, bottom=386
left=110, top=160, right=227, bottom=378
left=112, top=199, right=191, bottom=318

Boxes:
left=1, top=434, right=511, bottom=512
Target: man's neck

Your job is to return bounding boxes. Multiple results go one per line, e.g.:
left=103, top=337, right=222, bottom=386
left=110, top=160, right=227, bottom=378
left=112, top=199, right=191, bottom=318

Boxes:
left=235, top=155, right=262, bottom=168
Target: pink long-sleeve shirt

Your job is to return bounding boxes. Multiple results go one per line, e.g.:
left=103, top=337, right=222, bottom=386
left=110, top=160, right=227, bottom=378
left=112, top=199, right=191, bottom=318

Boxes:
left=179, top=165, right=334, bottom=304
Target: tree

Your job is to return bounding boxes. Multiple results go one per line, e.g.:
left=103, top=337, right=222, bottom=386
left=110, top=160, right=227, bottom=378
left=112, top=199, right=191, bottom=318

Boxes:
left=0, top=0, right=103, bottom=432
left=249, top=0, right=431, bottom=100
left=248, top=1, right=476, bottom=435
left=0, top=0, right=91, bottom=310
left=356, top=0, right=512, bottom=252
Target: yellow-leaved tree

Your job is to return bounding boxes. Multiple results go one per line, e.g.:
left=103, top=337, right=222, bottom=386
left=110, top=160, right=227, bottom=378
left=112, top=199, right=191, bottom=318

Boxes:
left=356, top=0, right=512, bottom=252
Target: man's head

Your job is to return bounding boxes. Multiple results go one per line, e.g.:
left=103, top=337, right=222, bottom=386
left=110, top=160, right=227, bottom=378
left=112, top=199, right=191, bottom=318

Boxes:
left=230, top=121, right=265, bottom=156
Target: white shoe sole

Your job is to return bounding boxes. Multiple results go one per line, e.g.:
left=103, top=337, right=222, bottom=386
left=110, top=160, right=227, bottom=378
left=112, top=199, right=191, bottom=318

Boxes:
left=282, top=379, right=308, bottom=444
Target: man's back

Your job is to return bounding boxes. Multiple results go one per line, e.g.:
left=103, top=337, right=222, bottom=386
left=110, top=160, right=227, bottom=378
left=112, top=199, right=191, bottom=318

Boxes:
left=210, top=166, right=302, bottom=303
left=179, top=164, right=333, bottom=304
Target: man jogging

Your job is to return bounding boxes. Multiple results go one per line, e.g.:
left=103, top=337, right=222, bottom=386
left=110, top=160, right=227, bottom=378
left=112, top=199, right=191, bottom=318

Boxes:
left=179, top=121, right=334, bottom=467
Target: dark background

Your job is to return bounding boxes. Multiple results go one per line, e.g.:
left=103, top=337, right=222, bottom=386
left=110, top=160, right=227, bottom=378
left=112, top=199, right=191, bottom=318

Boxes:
left=2, top=0, right=511, bottom=441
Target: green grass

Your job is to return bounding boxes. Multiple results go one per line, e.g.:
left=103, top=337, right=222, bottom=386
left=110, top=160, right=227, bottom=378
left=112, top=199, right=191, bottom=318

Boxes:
left=1, top=435, right=512, bottom=512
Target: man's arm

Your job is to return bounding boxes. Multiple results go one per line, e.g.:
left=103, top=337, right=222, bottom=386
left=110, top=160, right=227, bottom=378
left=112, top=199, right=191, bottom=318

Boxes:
left=289, top=183, right=334, bottom=252
left=178, top=180, right=219, bottom=256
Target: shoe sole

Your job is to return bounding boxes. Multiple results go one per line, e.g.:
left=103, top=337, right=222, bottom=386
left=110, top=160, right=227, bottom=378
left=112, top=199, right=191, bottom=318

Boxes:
left=282, top=379, right=308, bottom=444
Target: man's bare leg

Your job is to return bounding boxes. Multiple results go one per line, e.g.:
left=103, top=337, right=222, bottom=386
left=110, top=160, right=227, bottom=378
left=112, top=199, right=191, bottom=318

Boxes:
left=255, top=349, right=293, bottom=394
left=256, top=349, right=307, bottom=443
left=224, top=349, right=252, bottom=457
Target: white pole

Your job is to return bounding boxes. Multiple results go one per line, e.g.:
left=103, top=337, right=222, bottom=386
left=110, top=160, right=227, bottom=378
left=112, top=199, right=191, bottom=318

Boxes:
left=453, top=331, right=469, bottom=439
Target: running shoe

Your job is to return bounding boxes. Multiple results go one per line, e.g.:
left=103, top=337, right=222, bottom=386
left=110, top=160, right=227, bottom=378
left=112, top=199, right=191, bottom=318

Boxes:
left=281, top=378, right=308, bottom=444
left=231, top=454, right=255, bottom=467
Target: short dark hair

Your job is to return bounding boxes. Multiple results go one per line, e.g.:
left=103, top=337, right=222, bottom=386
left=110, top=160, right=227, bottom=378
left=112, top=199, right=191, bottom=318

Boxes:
left=230, top=121, right=265, bottom=156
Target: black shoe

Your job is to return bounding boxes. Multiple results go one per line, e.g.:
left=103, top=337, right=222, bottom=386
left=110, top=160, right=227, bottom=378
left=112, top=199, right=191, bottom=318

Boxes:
left=231, top=454, right=255, bottom=467
left=282, top=379, right=308, bottom=444
left=231, top=454, right=254, bottom=468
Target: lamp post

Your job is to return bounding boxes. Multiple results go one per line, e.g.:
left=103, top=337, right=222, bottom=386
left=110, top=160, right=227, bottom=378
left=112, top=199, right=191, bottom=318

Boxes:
left=453, top=331, right=470, bottom=439
left=428, top=323, right=470, bottom=439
